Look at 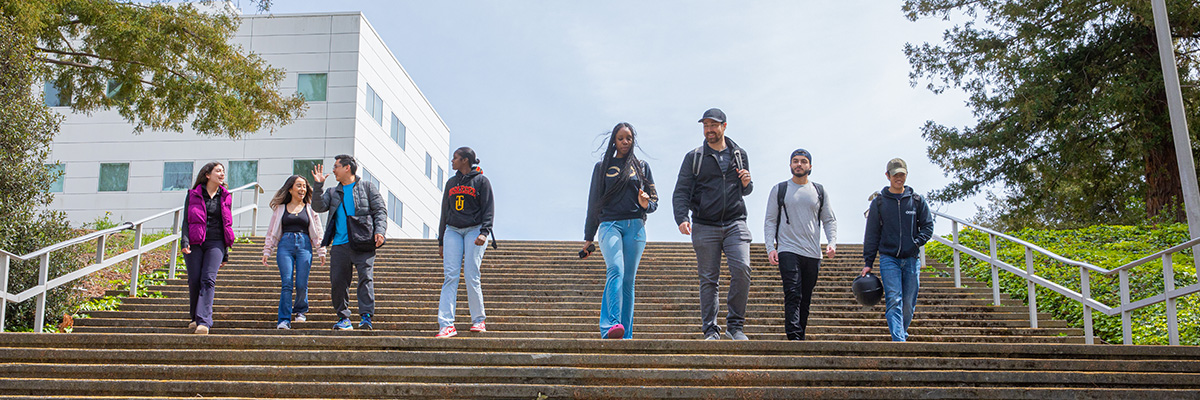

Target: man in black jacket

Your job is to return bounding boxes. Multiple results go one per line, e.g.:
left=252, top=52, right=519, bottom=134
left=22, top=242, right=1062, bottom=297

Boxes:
left=311, top=155, right=387, bottom=331
left=862, top=158, right=934, bottom=342
left=673, top=108, right=754, bottom=340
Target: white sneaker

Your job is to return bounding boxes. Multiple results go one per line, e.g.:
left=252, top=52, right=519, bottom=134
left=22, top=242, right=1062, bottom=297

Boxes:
left=294, top=313, right=307, bottom=322
left=276, top=321, right=291, bottom=330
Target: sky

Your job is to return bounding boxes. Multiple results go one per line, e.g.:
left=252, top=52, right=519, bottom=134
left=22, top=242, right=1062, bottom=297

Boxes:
left=259, top=0, right=984, bottom=244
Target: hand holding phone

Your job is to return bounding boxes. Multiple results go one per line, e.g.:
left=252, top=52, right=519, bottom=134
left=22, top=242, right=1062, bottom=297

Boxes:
left=578, top=242, right=596, bottom=259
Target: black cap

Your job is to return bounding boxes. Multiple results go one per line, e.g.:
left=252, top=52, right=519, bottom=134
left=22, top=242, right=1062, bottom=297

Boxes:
left=698, top=108, right=726, bottom=123
left=791, top=148, right=812, bottom=163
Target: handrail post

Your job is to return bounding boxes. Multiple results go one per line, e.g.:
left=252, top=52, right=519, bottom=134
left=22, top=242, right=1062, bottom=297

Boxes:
left=1120, top=270, right=1132, bottom=344
left=169, top=210, right=181, bottom=279
left=1025, top=247, right=1038, bottom=328
left=989, top=234, right=1001, bottom=306
left=129, top=223, right=144, bottom=297
left=952, top=220, right=961, bottom=288
left=0, top=254, right=9, bottom=332
left=1163, top=253, right=1179, bottom=346
left=1081, top=266, right=1093, bottom=344
left=251, top=183, right=260, bottom=236
left=95, top=234, right=106, bottom=264
left=34, top=253, right=49, bottom=333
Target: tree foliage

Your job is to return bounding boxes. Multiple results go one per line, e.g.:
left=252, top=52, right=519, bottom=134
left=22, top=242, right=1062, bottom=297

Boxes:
left=905, top=0, right=1200, bottom=229
left=4, top=0, right=304, bottom=138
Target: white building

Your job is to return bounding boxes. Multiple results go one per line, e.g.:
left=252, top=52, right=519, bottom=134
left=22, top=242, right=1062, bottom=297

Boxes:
left=45, top=12, right=451, bottom=239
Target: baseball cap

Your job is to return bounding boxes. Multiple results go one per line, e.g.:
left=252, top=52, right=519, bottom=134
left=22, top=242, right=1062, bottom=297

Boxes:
left=698, top=108, right=726, bottom=123
left=887, top=158, right=908, bottom=176
left=791, top=148, right=812, bottom=163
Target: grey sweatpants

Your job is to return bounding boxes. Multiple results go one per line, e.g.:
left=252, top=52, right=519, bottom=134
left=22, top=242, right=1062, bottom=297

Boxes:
left=691, top=220, right=753, bottom=335
left=330, top=244, right=376, bottom=320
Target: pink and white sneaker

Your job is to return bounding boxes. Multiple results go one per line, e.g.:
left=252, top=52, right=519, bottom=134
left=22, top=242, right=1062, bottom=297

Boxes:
left=435, top=326, right=457, bottom=338
left=604, top=324, right=625, bottom=339
left=470, top=321, right=487, bottom=332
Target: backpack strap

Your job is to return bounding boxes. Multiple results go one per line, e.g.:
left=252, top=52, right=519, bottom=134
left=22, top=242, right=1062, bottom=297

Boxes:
left=691, top=146, right=704, bottom=177
left=814, top=182, right=825, bottom=220
left=773, top=181, right=789, bottom=247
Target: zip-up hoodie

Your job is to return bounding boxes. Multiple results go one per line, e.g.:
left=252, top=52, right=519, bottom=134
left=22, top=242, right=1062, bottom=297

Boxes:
left=438, top=167, right=495, bottom=246
left=863, top=186, right=934, bottom=268
left=310, top=177, right=387, bottom=248
left=583, top=157, right=658, bottom=242
left=672, top=137, right=753, bottom=226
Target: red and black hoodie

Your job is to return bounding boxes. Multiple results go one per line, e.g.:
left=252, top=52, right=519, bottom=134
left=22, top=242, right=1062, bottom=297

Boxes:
left=438, top=167, right=495, bottom=246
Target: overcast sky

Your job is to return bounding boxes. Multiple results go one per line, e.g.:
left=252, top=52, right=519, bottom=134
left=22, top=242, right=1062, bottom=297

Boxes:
left=261, top=0, right=983, bottom=244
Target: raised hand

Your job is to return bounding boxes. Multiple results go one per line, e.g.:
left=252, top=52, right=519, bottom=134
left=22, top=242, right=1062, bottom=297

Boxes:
left=311, top=164, right=328, bottom=183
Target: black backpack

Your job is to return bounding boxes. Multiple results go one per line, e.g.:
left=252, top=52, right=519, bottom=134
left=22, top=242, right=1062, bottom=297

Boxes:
left=773, top=180, right=825, bottom=245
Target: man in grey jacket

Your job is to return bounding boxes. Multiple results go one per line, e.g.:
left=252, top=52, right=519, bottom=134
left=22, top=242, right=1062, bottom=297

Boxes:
left=764, top=149, right=837, bottom=340
left=311, top=154, right=387, bottom=331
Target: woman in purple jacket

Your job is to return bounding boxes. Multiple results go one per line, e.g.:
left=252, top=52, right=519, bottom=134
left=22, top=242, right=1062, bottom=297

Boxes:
left=181, top=162, right=236, bottom=334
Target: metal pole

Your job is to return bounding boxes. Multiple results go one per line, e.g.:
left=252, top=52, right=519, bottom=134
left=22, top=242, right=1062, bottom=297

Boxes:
left=169, top=210, right=180, bottom=279
left=1164, top=253, right=1179, bottom=346
left=1151, top=0, right=1200, bottom=275
left=1120, top=270, right=1132, bottom=345
left=989, top=234, right=1001, bottom=306
left=1025, top=247, right=1038, bottom=329
left=129, top=224, right=144, bottom=297
left=34, top=253, right=49, bottom=333
left=1081, top=266, right=1094, bottom=345
left=95, top=234, right=106, bottom=264
left=0, top=255, right=8, bottom=332
left=952, top=221, right=961, bottom=288
left=251, top=184, right=260, bottom=236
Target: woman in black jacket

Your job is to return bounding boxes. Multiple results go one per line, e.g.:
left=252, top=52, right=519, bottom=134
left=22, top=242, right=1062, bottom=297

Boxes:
left=435, top=147, right=495, bottom=338
left=581, top=122, right=658, bottom=339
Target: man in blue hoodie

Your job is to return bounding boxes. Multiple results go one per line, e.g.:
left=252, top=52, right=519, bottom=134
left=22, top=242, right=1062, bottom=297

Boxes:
left=862, top=158, right=934, bottom=342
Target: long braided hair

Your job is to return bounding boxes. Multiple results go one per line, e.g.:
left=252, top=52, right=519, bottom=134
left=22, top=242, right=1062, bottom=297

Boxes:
left=598, top=122, right=646, bottom=205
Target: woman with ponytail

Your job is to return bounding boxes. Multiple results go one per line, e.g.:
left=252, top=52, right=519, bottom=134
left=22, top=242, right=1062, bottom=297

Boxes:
left=435, top=147, right=495, bottom=338
left=581, top=122, right=658, bottom=339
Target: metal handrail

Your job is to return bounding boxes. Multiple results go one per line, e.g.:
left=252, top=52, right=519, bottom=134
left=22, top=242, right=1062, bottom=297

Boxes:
left=0, top=182, right=263, bottom=332
left=929, top=210, right=1200, bottom=345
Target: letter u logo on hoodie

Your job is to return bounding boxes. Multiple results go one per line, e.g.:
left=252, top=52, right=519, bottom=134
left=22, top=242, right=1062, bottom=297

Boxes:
left=455, top=195, right=465, bottom=211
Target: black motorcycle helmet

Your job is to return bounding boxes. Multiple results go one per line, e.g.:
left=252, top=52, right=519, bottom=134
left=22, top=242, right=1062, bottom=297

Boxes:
left=852, top=273, right=884, bottom=307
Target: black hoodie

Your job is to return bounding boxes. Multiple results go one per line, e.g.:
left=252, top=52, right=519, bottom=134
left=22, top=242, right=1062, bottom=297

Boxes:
left=438, top=167, right=494, bottom=246
left=583, top=157, right=659, bottom=242
left=863, top=185, right=934, bottom=268
left=672, top=137, right=754, bottom=226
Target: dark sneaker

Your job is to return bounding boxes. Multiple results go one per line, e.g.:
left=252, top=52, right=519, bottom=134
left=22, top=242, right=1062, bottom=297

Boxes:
left=333, top=318, right=353, bottom=331
left=726, top=330, right=748, bottom=341
left=704, top=330, right=721, bottom=340
left=359, top=314, right=373, bottom=330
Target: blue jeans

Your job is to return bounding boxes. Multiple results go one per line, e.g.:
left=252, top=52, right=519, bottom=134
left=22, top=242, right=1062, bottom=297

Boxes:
left=598, top=219, right=646, bottom=339
left=879, top=254, right=920, bottom=341
left=439, top=225, right=487, bottom=328
left=276, top=232, right=313, bottom=323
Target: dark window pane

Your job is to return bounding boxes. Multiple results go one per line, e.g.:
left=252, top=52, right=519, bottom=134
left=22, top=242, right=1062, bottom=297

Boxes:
left=162, top=161, right=193, bottom=191
left=298, top=73, right=327, bottom=101
left=99, top=163, right=129, bottom=192
left=293, top=159, right=324, bottom=190
left=228, top=160, right=258, bottom=189
left=46, top=164, right=65, bottom=193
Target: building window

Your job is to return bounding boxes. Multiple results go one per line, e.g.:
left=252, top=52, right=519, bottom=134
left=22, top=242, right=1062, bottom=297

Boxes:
left=423, top=223, right=430, bottom=239
left=437, top=167, right=444, bottom=190
left=298, top=73, right=327, bottom=102
left=361, top=167, right=382, bottom=190
left=228, top=160, right=258, bottom=189
left=105, top=79, right=124, bottom=99
left=46, top=164, right=65, bottom=193
left=98, top=163, right=129, bottom=192
left=43, top=82, right=69, bottom=107
left=365, top=84, right=383, bottom=125
left=390, top=113, right=405, bottom=150
left=293, top=159, right=323, bottom=189
left=388, top=193, right=403, bottom=227
left=425, top=153, right=432, bottom=179
left=162, top=161, right=193, bottom=191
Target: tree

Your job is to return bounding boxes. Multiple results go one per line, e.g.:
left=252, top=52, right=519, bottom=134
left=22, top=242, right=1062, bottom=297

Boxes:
left=904, top=0, right=1200, bottom=229
left=0, top=0, right=300, bottom=330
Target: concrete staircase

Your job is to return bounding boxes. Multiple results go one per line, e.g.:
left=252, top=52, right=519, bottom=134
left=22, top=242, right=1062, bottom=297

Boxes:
left=2, top=239, right=1199, bottom=398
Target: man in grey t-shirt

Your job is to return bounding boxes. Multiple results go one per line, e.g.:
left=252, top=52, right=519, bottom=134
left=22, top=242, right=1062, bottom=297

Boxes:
left=764, top=148, right=837, bottom=340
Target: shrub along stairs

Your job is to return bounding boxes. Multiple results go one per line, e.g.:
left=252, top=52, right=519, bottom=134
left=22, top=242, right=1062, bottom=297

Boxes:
left=2, top=238, right=1199, bottom=398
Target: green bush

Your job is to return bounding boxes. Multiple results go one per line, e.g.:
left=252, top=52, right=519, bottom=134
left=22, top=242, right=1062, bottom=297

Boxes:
left=926, top=224, right=1200, bottom=345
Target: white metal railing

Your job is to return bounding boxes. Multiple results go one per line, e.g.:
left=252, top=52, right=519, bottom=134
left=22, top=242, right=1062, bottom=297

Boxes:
left=927, top=211, right=1200, bottom=345
left=0, top=182, right=263, bottom=333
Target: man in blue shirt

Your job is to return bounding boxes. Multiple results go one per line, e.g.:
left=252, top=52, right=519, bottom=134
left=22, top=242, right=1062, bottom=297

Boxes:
left=311, top=155, right=387, bottom=330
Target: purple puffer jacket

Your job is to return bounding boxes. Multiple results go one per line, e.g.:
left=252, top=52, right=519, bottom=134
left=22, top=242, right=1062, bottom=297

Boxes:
left=185, top=184, right=236, bottom=247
